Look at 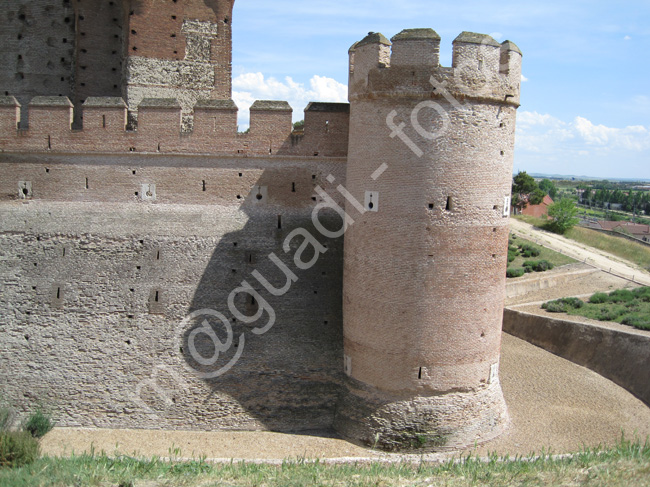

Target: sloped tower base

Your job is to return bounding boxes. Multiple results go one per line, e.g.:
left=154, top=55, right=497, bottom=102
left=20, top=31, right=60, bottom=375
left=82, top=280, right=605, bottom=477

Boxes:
left=335, top=378, right=508, bottom=451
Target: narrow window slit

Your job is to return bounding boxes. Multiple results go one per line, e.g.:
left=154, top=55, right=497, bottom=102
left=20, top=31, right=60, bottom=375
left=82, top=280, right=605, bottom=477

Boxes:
left=85, top=177, right=89, bottom=189
left=202, top=180, right=206, bottom=191
left=154, top=291, right=159, bottom=302
left=446, top=196, right=452, bottom=211
left=102, top=115, right=106, bottom=128
left=291, top=182, right=296, bottom=192
left=418, top=367, right=422, bottom=379
left=277, top=215, right=282, bottom=229
left=56, top=287, right=60, bottom=299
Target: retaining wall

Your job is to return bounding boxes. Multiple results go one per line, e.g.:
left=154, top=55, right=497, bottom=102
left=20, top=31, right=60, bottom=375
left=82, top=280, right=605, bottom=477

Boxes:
left=503, top=309, right=650, bottom=407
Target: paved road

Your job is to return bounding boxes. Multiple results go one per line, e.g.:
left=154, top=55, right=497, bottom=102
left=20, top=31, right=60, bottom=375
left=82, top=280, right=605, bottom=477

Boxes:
left=510, top=219, right=650, bottom=286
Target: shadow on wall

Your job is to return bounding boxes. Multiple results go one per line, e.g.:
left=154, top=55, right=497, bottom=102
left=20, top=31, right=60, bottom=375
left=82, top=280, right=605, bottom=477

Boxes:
left=180, top=170, right=346, bottom=432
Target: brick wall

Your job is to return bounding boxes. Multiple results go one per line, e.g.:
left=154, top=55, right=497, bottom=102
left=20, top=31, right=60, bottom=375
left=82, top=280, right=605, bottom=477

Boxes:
left=0, top=96, right=350, bottom=158
left=0, top=153, right=349, bottom=431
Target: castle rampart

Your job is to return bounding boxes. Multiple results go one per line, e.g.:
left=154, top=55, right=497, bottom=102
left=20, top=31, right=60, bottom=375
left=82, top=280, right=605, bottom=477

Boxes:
left=0, top=19, right=521, bottom=453
left=0, top=96, right=350, bottom=158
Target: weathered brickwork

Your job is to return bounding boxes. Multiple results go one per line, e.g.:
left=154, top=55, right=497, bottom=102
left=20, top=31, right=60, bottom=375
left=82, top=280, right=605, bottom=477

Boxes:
left=0, top=0, right=234, bottom=127
left=0, top=1, right=76, bottom=124
left=0, top=96, right=350, bottom=157
left=0, top=156, right=347, bottom=431
left=0, top=5, right=522, bottom=452
left=335, top=29, right=521, bottom=450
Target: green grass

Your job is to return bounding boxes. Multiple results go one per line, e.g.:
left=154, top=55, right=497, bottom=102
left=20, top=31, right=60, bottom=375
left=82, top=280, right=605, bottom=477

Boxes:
left=508, top=235, right=576, bottom=272
left=542, top=287, right=650, bottom=331
left=576, top=205, right=650, bottom=225
left=513, top=215, right=650, bottom=271
left=1, top=436, right=649, bottom=486
left=565, top=227, right=650, bottom=271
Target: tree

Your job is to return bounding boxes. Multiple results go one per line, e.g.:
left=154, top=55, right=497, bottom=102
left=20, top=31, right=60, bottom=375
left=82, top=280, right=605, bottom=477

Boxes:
left=545, top=198, right=580, bottom=234
left=529, top=188, right=546, bottom=206
left=292, top=120, right=305, bottom=131
left=512, top=171, right=538, bottom=195
left=512, top=171, right=543, bottom=210
left=538, top=179, right=558, bottom=199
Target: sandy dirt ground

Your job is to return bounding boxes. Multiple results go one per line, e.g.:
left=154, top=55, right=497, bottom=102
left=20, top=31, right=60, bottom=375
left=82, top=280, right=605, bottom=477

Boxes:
left=41, top=331, right=650, bottom=462
left=510, top=219, right=650, bottom=286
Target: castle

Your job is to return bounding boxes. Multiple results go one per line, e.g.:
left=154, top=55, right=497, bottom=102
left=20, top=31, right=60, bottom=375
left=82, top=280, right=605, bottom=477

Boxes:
left=0, top=1, right=521, bottom=451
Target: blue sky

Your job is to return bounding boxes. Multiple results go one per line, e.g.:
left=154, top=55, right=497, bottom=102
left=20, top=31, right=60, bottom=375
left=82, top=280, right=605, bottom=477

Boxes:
left=230, top=1, right=650, bottom=180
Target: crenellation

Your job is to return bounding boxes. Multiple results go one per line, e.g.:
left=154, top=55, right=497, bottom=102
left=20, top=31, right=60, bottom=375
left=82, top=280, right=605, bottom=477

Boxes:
left=390, top=28, right=441, bottom=67
left=0, top=96, right=351, bottom=157
left=348, top=32, right=392, bottom=93
left=349, top=30, right=522, bottom=107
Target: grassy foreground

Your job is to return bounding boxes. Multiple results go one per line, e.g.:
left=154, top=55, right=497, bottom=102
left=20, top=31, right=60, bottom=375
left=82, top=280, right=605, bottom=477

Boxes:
left=1, top=437, right=650, bottom=487
left=513, top=215, right=650, bottom=271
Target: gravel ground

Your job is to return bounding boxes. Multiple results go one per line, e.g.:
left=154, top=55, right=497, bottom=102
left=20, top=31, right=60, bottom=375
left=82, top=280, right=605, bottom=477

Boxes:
left=41, top=332, right=650, bottom=461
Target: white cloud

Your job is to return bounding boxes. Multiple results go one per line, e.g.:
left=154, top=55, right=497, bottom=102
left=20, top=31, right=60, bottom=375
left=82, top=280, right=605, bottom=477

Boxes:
left=521, top=74, right=529, bottom=82
left=574, top=116, right=649, bottom=151
left=232, top=72, right=348, bottom=129
left=624, top=35, right=632, bottom=40
left=515, top=111, right=650, bottom=177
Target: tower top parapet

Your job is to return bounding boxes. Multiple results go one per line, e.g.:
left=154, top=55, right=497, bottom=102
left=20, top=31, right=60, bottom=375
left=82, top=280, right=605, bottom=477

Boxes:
left=348, top=28, right=522, bottom=106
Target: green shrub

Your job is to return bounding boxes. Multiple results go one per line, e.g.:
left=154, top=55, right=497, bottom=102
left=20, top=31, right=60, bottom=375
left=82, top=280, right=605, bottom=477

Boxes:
left=596, top=305, right=626, bottom=322
left=589, top=292, right=609, bottom=304
left=542, top=297, right=584, bottom=313
left=0, top=406, right=12, bottom=433
left=23, top=409, right=55, bottom=439
left=608, top=289, right=635, bottom=303
left=523, top=260, right=554, bottom=272
left=506, top=267, right=525, bottom=278
left=507, top=250, right=518, bottom=263
left=0, top=431, right=40, bottom=469
left=621, top=313, right=650, bottom=330
left=562, top=297, right=584, bottom=309
left=542, top=299, right=567, bottom=312
left=632, top=287, right=650, bottom=302
left=519, top=244, right=540, bottom=258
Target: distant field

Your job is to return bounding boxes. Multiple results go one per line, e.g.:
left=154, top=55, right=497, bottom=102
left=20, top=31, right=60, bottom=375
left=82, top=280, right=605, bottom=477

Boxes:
left=513, top=215, right=650, bottom=271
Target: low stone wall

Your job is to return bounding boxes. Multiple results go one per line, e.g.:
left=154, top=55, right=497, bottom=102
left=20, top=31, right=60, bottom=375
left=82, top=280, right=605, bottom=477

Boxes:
left=505, top=266, right=596, bottom=299
left=503, top=309, right=650, bottom=407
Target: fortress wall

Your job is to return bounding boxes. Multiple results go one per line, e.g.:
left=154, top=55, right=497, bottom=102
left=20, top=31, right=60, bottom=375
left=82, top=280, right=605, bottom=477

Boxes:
left=72, top=1, right=125, bottom=126
left=0, top=97, right=351, bottom=158
left=0, top=1, right=76, bottom=123
left=0, top=154, right=348, bottom=431
left=0, top=153, right=346, bottom=206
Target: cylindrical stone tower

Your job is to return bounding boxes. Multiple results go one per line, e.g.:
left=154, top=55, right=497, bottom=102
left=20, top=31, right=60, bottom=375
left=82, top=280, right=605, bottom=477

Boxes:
left=334, top=29, right=522, bottom=451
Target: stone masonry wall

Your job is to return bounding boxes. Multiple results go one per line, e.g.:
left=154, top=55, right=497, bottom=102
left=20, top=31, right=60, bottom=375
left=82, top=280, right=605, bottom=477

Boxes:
left=0, top=153, right=349, bottom=431
left=0, top=1, right=76, bottom=123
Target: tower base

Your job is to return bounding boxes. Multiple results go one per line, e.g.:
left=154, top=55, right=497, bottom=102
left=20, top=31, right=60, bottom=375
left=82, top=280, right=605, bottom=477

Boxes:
left=334, top=378, right=509, bottom=452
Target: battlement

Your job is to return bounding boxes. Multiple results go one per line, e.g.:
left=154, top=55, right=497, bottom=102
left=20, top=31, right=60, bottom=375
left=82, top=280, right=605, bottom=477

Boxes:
left=0, top=96, right=349, bottom=158
left=349, top=28, right=522, bottom=105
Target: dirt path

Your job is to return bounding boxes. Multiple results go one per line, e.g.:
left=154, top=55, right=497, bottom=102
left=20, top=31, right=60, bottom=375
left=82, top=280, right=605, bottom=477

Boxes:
left=510, top=219, right=650, bottom=286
